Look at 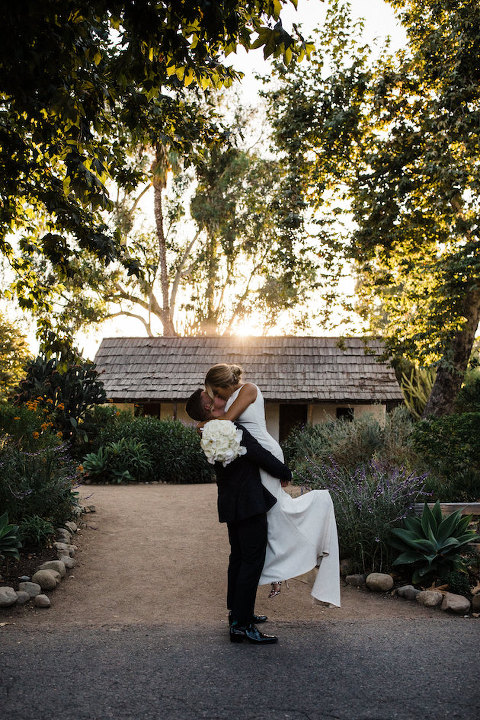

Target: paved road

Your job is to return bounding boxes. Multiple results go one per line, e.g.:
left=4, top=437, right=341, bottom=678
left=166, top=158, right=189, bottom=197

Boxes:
left=2, top=618, right=478, bottom=719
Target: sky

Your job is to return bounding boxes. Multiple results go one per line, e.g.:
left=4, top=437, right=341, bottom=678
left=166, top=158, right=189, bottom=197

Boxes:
left=15, top=0, right=408, bottom=361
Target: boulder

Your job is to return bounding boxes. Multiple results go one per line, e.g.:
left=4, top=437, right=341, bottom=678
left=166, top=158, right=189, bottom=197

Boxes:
left=56, top=529, right=72, bottom=543
left=38, top=560, right=67, bottom=578
left=18, top=581, right=41, bottom=597
left=53, top=541, right=70, bottom=554
left=441, top=592, right=471, bottom=615
left=32, top=569, right=61, bottom=591
left=54, top=541, right=76, bottom=558
left=396, top=585, right=420, bottom=601
left=15, top=591, right=31, bottom=605
left=64, top=521, right=77, bottom=534
left=34, top=594, right=51, bottom=608
left=366, top=573, right=394, bottom=592
left=345, top=574, right=367, bottom=587
left=59, top=555, right=76, bottom=569
left=416, top=590, right=443, bottom=608
left=0, top=586, right=18, bottom=607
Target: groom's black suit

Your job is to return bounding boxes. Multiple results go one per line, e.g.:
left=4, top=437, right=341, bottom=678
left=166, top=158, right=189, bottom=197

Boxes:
left=213, top=423, right=292, bottom=626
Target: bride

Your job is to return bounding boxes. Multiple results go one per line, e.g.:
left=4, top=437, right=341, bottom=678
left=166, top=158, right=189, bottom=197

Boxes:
left=204, top=363, right=341, bottom=607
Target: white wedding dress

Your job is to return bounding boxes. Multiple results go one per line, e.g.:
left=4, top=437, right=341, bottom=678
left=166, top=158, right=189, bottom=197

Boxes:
left=226, top=385, right=341, bottom=607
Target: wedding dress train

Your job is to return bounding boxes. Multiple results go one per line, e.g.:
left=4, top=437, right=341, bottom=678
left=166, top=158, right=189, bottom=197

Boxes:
left=226, top=385, right=341, bottom=607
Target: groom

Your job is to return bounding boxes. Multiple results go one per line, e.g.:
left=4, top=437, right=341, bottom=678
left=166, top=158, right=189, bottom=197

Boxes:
left=186, top=388, right=291, bottom=645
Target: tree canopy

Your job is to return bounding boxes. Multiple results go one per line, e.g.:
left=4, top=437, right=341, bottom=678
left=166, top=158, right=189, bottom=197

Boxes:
left=0, top=0, right=313, bottom=319
left=264, top=0, right=480, bottom=414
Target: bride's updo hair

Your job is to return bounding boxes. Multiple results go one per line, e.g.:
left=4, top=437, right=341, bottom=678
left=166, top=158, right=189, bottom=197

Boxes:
left=205, top=363, right=244, bottom=388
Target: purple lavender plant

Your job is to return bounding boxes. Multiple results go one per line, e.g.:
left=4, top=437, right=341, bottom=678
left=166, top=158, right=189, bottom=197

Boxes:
left=298, top=457, right=427, bottom=573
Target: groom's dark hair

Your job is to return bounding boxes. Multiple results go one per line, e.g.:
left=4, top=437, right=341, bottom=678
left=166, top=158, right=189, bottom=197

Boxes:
left=186, top=388, right=207, bottom=422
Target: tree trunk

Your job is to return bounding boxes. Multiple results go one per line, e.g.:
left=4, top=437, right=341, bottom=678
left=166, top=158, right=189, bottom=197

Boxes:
left=152, top=144, right=176, bottom=336
left=423, top=287, right=480, bottom=417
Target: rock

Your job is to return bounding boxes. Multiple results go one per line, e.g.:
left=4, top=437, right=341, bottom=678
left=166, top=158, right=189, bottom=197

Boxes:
left=53, top=541, right=70, bottom=554
left=15, top=591, right=31, bottom=605
left=345, top=574, right=367, bottom=587
left=0, top=586, right=18, bottom=607
left=471, top=594, right=480, bottom=613
left=18, top=575, right=31, bottom=582
left=32, top=569, right=61, bottom=591
left=416, top=590, right=443, bottom=608
left=339, top=559, right=354, bottom=576
left=64, top=521, right=77, bottom=533
left=18, top=581, right=41, bottom=598
left=34, top=594, right=51, bottom=608
left=59, top=555, right=76, bottom=569
left=38, top=560, right=67, bottom=578
left=54, top=541, right=76, bottom=557
left=56, top=529, right=72, bottom=542
left=366, top=573, right=394, bottom=592
left=441, top=592, right=471, bottom=615
left=396, top=585, right=420, bottom=601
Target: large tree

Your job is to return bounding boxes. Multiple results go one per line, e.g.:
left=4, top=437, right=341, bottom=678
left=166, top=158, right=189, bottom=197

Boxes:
left=264, top=0, right=480, bottom=415
left=1, top=0, right=312, bottom=323
left=36, top=99, right=320, bottom=338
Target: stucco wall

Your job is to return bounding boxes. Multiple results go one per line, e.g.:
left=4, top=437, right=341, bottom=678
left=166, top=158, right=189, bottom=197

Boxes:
left=265, top=403, right=280, bottom=442
left=127, top=399, right=386, bottom=430
left=160, top=402, right=192, bottom=425
left=311, top=402, right=385, bottom=425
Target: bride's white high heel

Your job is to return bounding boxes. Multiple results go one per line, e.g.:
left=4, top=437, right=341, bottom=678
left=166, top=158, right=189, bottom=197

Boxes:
left=268, top=582, right=282, bottom=598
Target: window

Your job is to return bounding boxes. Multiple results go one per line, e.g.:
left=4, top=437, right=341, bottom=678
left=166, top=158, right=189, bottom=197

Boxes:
left=336, top=407, right=354, bottom=421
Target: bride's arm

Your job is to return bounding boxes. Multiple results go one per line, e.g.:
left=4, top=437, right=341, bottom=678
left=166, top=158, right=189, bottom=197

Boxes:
left=222, top=383, right=257, bottom=420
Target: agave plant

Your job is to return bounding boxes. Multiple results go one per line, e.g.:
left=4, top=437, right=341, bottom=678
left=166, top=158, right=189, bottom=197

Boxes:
left=389, top=501, right=480, bottom=585
left=0, top=511, right=22, bottom=560
left=82, top=446, right=109, bottom=478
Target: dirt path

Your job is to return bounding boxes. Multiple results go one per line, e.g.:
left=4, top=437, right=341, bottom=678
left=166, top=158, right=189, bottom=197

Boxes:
left=13, top=483, right=441, bottom=628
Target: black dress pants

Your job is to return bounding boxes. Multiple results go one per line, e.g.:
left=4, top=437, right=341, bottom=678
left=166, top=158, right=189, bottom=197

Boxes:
left=227, top=513, right=268, bottom=626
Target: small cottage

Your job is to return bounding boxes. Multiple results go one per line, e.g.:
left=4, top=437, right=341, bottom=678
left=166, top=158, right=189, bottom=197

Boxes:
left=94, top=336, right=402, bottom=441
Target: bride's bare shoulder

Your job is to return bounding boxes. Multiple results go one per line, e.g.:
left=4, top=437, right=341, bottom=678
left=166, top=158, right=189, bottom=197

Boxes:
left=239, top=382, right=257, bottom=400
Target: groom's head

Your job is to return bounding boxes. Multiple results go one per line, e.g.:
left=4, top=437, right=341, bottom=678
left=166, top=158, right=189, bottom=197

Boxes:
left=186, top=388, right=214, bottom=422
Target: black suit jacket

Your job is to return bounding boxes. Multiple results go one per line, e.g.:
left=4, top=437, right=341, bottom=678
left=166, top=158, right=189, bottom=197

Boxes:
left=214, top=423, right=292, bottom=523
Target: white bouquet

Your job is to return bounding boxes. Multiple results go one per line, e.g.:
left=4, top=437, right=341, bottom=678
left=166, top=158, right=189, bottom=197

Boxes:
left=200, top=420, right=247, bottom=467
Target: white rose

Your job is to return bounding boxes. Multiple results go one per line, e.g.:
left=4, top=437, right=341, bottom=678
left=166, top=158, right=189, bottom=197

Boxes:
left=200, top=420, right=247, bottom=467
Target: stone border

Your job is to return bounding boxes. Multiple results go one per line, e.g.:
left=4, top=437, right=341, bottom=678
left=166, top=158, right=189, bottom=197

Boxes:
left=0, top=504, right=96, bottom=612
left=344, top=571, right=479, bottom=616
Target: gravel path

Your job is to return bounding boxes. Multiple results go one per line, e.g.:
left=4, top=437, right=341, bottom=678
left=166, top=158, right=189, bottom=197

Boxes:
left=8, top=483, right=449, bottom=629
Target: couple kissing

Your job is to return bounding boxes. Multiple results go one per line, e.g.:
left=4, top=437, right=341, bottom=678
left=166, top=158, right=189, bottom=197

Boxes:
left=186, top=363, right=341, bottom=645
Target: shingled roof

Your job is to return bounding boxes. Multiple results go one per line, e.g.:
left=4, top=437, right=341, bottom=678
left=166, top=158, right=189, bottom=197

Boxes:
left=94, top=336, right=402, bottom=403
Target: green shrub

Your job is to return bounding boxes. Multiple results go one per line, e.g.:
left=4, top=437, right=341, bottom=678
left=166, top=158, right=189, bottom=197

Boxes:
left=0, top=439, right=80, bottom=525
left=443, top=570, right=471, bottom=598
left=0, top=402, right=54, bottom=450
left=91, top=417, right=213, bottom=484
left=83, top=437, right=153, bottom=483
left=297, top=458, right=426, bottom=573
left=412, top=413, right=480, bottom=501
left=389, top=501, right=480, bottom=585
left=283, top=407, right=416, bottom=481
left=18, top=515, right=55, bottom=549
left=0, top=511, right=21, bottom=560
left=11, top=355, right=107, bottom=454
left=455, top=372, right=480, bottom=413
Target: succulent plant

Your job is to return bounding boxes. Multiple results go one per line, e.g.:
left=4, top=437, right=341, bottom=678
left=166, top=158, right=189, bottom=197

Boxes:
left=0, top=511, right=22, bottom=560
left=389, top=501, right=480, bottom=585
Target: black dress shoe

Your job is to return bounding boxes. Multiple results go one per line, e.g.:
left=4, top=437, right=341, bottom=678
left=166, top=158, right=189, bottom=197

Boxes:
left=230, top=623, right=278, bottom=644
left=228, top=612, right=267, bottom=625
